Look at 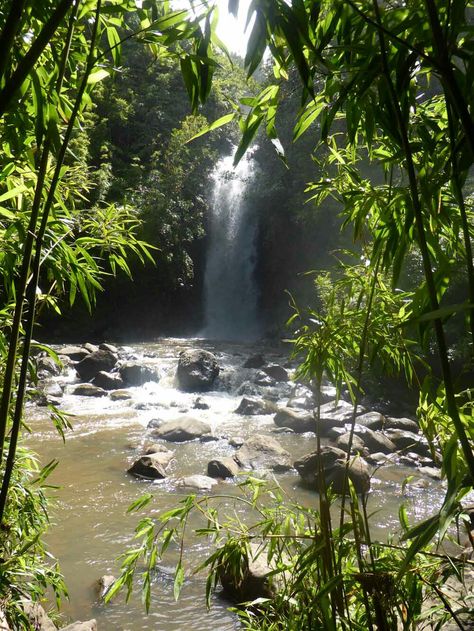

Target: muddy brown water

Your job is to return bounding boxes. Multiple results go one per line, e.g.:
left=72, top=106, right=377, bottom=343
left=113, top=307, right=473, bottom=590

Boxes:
left=25, top=338, right=449, bottom=630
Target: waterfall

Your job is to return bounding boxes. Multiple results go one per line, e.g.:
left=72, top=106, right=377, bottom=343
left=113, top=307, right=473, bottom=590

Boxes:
left=201, top=148, right=261, bottom=341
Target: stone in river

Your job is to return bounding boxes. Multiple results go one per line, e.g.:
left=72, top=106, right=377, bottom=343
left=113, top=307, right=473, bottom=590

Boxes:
left=384, top=429, right=430, bottom=457
left=384, top=417, right=419, bottom=433
left=99, top=342, right=119, bottom=354
left=75, top=349, right=117, bottom=381
left=119, top=362, right=160, bottom=386
left=235, top=396, right=278, bottom=415
left=127, top=454, right=169, bottom=479
left=352, top=426, right=397, bottom=454
left=151, top=416, right=212, bottom=442
left=59, top=622, right=97, bottom=631
left=110, top=389, right=132, bottom=401
left=273, top=408, right=314, bottom=433
left=207, top=457, right=240, bottom=479
left=262, top=364, right=289, bottom=382
left=22, top=601, right=56, bottom=631
left=179, top=475, right=218, bottom=491
left=92, top=371, right=124, bottom=390
left=84, top=343, right=99, bottom=354
left=176, top=349, right=220, bottom=392
left=336, top=432, right=368, bottom=455
left=294, top=446, right=370, bottom=494
left=96, top=574, right=115, bottom=599
left=72, top=383, right=106, bottom=397
left=58, top=345, right=90, bottom=361
left=353, top=411, right=385, bottom=430
left=235, top=435, right=292, bottom=472
left=243, top=353, right=265, bottom=368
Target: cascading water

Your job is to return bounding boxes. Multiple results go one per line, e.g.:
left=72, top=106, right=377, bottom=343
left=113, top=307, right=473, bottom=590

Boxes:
left=201, top=148, right=261, bottom=341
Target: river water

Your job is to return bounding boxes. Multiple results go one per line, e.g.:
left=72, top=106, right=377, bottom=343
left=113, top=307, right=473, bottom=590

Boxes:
left=25, top=338, right=449, bottom=630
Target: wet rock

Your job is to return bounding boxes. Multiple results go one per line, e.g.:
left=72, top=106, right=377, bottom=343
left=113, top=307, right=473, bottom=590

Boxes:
left=352, top=427, right=397, bottom=454
left=110, top=389, right=132, bottom=401
left=99, top=342, right=119, bottom=354
left=151, top=417, right=212, bottom=442
left=84, top=343, right=99, bottom=354
left=243, top=354, right=265, bottom=368
left=271, top=426, right=294, bottom=434
left=128, top=453, right=170, bottom=479
left=147, top=418, right=163, bottom=429
left=207, top=457, right=240, bottom=479
left=72, top=383, right=106, bottom=397
left=318, top=385, right=337, bottom=404
left=59, top=621, right=97, bottom=631
left=193, top=397, right=209, bottom=410
left=319, top=400, right=359, bottom=423
left=22, top=601, right=56, bottom=631
left=237, top=381, right=262, bottom=397
left=177, top=349, right=220, bottom=392
left=294, top=447, right=370, bottom=494
left=96, top=574, right=115, bottom=599
left=235, top=397, right=278, bottom=415
left=92, top=371, right=124, bottom=390
left=37, top=356, right=62, bottom=377
left=274, top=408, right=314, bottom=433
left=385, top=417, right=419, bottom=433
left=262, top=364, right=289, bottom=382
left=418, top=466, right=441, bottom=479
left=219, top=542, right=284, bottom=602
left=254, top=372, right=275, bottom=387
left=235, top=435, right=292, bottom=472
left=353, top=411, right=385, bottom=430
left=200, top=433, right=219, bottom=443
left=179, top=475, right=218, bottom=491
left=336, top=432, right=368, bottom=454
left=44, top=382, right=63, bottom=399
left=75, top=349, right=117, bottom=381
left=119, top=362, right=160, bottom=386
left=384, top=429, right=431, bottom=457
left=59, top=345, right=90, bottom=361
left=229, top=436, right=244, bottom=448
left=325, top=426, right=347, bottom=440
left=143, top=443, right=173, bottom=457
left=286, top=395, right=314, bottom=410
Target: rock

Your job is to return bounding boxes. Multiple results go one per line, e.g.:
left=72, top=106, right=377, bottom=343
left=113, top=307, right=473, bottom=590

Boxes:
left=147, top=418, right=162, bottom=429
left=243, top=354, right=265, bottom=368
left=317, top=385, right=337, bottom=404
left=72, top=384, right=106, bottom=397
left=127, top=453, right=169, bottom=479
left=44, top=382, right=63, bottom=398
left=151, top=417, right=212, bottom=442
left=353, top=411, right=385, bottom=430
left=119, top=362, right=160, bottom=386
left=229, top=436, right=245, bottom=448
left=271, top=426, right=294, bottom=434
left=336, top=432, right=368, bottom=454
left=274, top=408, right=314, bottom=433
left=143, top=443, right=173, bottom=456
left=193, top=397, right=209, bottom=410
left=235, top=435, right=292, bottom=472
left=207, top=457, right=240, bottom=479
left=0, top=609, right=10, bottom=630
left=286, top=395, right=314, bottom=410
left=294, top=447, right=370, bottom=494
left=352, top=427, right=397, bottom=454
left=235, top=397, right=278, bottom=415
left=385, top=417, right=419, bottom=433
left=418, top=466, right=441, bottom=479
left=96, top=574, right=115, bottom=599
left=262, top=364, right=289, bottom=382
left=22, top=601, right=56, bottom=631
left=219, top=542, right=284, bottom=602
left=92, top=371, right=124, bottom=390
left=59, top=345, right=90, bottom=361
left=254, top=372, right=275, bottom=387
left=75, top=350, right=117, bottom=381
left=37, top=356, right=62, bottom=377
left=59, top=622, right=97, bottom=631
left=325, top=426, right=347, bottom=440
left=99, top=342, right=119, bottom=354
left=179, top=475, right=218, bottom=491
left=319, top=400, right=358, bottom=422
left=237, top=381, right=262, bottom=397
left=84, top=343, right=99, bottom=354
left=176, top=349, right=220, bottom=392
left=110, top=389, right=132, bottom=401
left=384, top=429, right=431, bottom=457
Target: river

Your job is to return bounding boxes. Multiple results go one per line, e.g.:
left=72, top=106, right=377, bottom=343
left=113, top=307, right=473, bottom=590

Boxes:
left=26, top=337, right=449, bottom=630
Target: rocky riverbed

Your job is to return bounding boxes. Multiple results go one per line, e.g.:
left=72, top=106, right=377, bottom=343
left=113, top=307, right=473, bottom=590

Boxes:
left=24, top=337, right=466, bottom=630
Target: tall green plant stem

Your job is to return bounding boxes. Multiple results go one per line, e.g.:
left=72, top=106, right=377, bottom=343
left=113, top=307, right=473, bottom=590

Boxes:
left=0, top=0, right=74, bottom=117
left=0, top=0, right=99, bottom=522
left=371, top=0, right=474, bottom=482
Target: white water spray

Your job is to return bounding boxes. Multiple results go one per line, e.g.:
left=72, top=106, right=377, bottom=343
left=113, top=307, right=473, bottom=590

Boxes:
left=201, top=149, right=261, bottom=341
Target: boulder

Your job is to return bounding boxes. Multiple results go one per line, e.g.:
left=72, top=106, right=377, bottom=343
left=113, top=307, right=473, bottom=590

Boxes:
left=235, top=397, right=278, bottom=415
left=92, top=371, right=124, bottom=390
left=143, top=443, right=173, bottom=457
left=84, top=343, right=99, bottom=354
left=96, top=574, right=115, bottom=599
left=99, top=342, right=119, bottom=354
left=179, top=475, right=218, bottom=491
left=127, top=453, right=170, bottom=479
left=319, top=400, right=357, bottom=422
left=151, top=417, right=212, bottom=442
left=353, top=427, right=397, bottom=454
left=207, top=457, right=240, bottom=479
left=353, top=411, right=385, bottom=430
left=243, top=354, right=265, bottom=368
left=75, top=350, right=117, bottom=381
left=59, top=622, right=96, bottom=631
left=59, top=345, right=90, bottom=361
left=336, top=432, right=368, bottom=454
left=294, top=447, right=370, bottom=494
left=218, top=542, right=287, bottom=602
left=385, top=417, right=419, bottom=433
left=37, top=356, right=62, bottom=377
left=110, top=389, right=132, bottom=401
left=44, top=382, right=63, bottom=399
left=262, top=364, right=289, bottom=382
left=235, top=435, right=292, bottom=472
left=22, top=601, right=56, bottom=631
left=119, top=362, right=160, bottom=386
left=384, top=429, right=431, bottom=457
left=72, top=384, right=106, bottom=397
left=176, top=349, right=220, bottom=392
left=274, top=408, right=314, bottom=433
left=254, top=372, right=275, bottom=387
left=193, top=397, right=209, bottom=410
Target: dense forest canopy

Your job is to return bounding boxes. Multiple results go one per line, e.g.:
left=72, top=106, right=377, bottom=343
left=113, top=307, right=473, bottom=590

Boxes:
left=0, top=0, right=473, bottom=628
